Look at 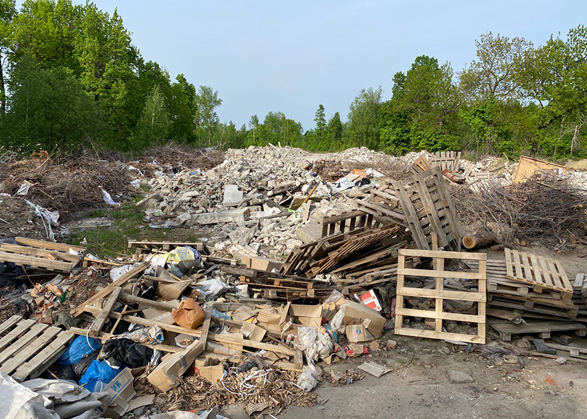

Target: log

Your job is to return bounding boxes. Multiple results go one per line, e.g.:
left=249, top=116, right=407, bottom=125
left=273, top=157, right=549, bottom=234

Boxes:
left=462, top=221, right=497, bottom=250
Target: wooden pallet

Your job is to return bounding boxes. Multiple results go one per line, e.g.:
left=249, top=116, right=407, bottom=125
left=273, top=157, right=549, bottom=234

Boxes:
left=504, top=249, right=573, bottom=300
left=356, top=167, right=463, bottom=251
left=489, top=320, right=586, bottom=342
left=128, top=240, right=210, bottom=255
left=0, top=315, right=74, bottom=381
left=428, top=151, right=461, bottom=172
left=395, top=249, right=487, bottom=344
left=487, top=296, right=578, bottom=319
left=0, top=237, right=85, bottom=273
left=321, top=210, right=379, bottom=238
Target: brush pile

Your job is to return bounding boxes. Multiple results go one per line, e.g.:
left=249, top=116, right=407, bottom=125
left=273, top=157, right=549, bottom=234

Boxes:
left=453, top=173, right=587, bottom=249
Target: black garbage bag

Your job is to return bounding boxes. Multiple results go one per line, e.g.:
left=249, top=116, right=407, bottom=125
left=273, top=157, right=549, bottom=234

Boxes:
left=101, top=338, right=153, bottom=368
left=73, top=350, right=100, bottom=377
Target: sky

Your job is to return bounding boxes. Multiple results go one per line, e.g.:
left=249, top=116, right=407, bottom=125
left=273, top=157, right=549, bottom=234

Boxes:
left=24, top=0, right=587, bottom=130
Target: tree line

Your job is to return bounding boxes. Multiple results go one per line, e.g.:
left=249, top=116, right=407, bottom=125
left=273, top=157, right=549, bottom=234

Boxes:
left=0, top=0, right=585, bottom=160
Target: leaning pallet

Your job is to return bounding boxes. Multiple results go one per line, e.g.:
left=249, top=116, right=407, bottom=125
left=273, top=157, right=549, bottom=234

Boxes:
left=504, top=248, right=573, bottom=301
left=395, top=249, right=487, bottom=344
left=0, top=315, right=74, bottom=382
left=356, top=167, right=463, bottom=251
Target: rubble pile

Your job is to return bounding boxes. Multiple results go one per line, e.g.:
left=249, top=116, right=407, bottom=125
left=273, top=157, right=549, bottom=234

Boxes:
left=0, top=145, right=587, bottom=418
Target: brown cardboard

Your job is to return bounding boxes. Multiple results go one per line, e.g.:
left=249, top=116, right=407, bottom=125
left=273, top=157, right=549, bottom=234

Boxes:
left=102, top=368, right=136, bottom=418
left=249, top=256, right=283, bottom=272
left=340, top=300, right=385, bottom=338
left=346, top=324, right=375, bottom=343
left=231, top=305, right=257, bottom=322
left=196, top=364, right=224, bottom=383
left=157, top=280, right=191, bottom=300
left=242, top=322, right=266, bottom=341
left=142, top=307, right=175, bottom=325
left=290, top=304, right=322, bottom=327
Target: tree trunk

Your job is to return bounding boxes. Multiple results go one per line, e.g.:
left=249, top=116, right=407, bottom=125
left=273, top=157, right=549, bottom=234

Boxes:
left=461, top=221, right=497, bottom=250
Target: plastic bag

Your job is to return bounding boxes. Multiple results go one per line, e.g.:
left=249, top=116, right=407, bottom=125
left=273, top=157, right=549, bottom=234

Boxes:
left=194, top=278, right=230, bottom=300
left=297, top=363, right=321, bottom=392
left=78, top=360, right=119, bottom=392
left=99, top=186, right=119, bottom=206
left=294, top=326, right=333, bottom=363
left=59, top=336, right=101, bottom=366
left=109, top=263, right=140, bottom=281
left=101, top=338, right=153, bottom=368
left=171, top=298, right=205, bottom=329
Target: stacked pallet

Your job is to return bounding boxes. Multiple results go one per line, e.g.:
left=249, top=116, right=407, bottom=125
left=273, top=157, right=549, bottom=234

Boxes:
left=281, top=225, right=409, bottom=281
left=475, top=249, right=586, bottom=341
left=0, top=237, right=85, bottom=274
left=355, top=167, right=463, bottom=251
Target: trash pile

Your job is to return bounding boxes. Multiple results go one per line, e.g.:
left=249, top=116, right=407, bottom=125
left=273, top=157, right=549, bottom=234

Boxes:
left=0, top=146, right=586, bottom=418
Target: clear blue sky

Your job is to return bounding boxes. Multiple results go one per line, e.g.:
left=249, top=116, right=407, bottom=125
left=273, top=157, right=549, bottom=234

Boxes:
left=24, top=1, right=587, bottom=130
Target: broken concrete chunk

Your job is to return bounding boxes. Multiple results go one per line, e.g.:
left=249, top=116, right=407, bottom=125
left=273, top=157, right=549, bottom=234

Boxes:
left=193, top=208, right=250, bottom=225
left=224, top=184, right=243, bottom=205
left=447, top=370, right=474, bottom=384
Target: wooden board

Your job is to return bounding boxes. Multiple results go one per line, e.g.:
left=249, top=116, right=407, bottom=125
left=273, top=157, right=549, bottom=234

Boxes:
left=513, top=155, right=567, bottom=184
left=489, top=320, right=586, bottom=342
left=504, top=248, right=573, bottom=299
left=395, top=249, right=486, bottom=344
left=0, top=251, right=74, bottom=273
left=0, top=316, right=74, bottom=381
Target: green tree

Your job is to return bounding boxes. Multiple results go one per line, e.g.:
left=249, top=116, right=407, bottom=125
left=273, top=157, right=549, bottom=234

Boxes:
left=134, top=84, right=171, bottom=149
left=2, top=53, right=102, bottom=152
left=328, top=112, right=343, bottom=147
left=194, top=85, right=222, bottom=146
left=348, top=87, right=382, bottom=148
left=459, top=32, right=532, bottom=101
left=0, top=0, right=15, bottom=115
left=168, top=74, right=196, bottom=142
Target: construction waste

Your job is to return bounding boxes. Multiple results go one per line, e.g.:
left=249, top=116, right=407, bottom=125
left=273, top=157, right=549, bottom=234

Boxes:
left=0, top=146, right=586, bottom=418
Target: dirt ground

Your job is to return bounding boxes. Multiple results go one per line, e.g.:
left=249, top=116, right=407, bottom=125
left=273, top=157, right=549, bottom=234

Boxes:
left=278, top=243, right=587, bottom=419
left=278, top=336, right=587, bottom=419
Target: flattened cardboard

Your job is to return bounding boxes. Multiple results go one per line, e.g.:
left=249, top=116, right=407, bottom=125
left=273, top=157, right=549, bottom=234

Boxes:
left=231, top=305, right=258, bottom=322
left=102, top=368, right=136, bottom=418
left=142, top=307, right=175, bottom=325
left=358, top=361, right=393, bottom=377
left=196, top=364, right=224, bottom=383
left=242, top=322, right=266, bottom=341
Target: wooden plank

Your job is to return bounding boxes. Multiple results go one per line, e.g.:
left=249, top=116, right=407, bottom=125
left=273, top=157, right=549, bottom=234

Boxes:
left=88, top=287, right=122, bottom=337
left=537, top=256, right=554, bottom=288
left=399, top=248, right=487, bottom=261
left=546, top=258, right=564, bottom=291
left=398, top=268, right=485, bottom=280
left=555, top=260, right=572, bottom=292
left=71, top=262, right=148, bottom=317
left=0, top=319, right=35, bottom=352
left=0, top=252, right=73, bottom=273
left=15, top=237, right=85, bottom=253
left=521, top=251, right=534, bottom=283
left=0, top=315, right=22, bottom=335
left=396, top=307, right=484, bottom=323
left=0, top=323, right=48, bottom=365
left=505, top=248, right=514, bottom=278
left=512, top=249, right=523, bottom=281
left=0, top=326, right=61, bottom=375
left=0, top=243, right=80, bottom=263
left=399, top=287, right=486, bottom=302
left=394, top=327, right=485, bottom=344
left=83, top=306, right=296, bottom=356
left=12, top=331, right=74, bottom=382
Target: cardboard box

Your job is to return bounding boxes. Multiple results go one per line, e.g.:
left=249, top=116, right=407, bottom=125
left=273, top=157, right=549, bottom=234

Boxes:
left=339, top=300, right=386, bottom=338
left=346, top=324, right=375, bottom=343
left=102, top=368, right=136, bottom=418
left=142, top=307, right=175, bottom=325
left=290, top=304, right=322, bottom=327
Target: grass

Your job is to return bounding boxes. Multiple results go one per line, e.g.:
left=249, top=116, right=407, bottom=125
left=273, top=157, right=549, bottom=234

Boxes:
left=67, top=198, right=199, bottom=258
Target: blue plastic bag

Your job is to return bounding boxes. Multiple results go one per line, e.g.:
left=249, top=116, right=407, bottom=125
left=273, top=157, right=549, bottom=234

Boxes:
left=78, top=359, right=120, bottom=392
left=59, top=335, right=101, bottom=366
